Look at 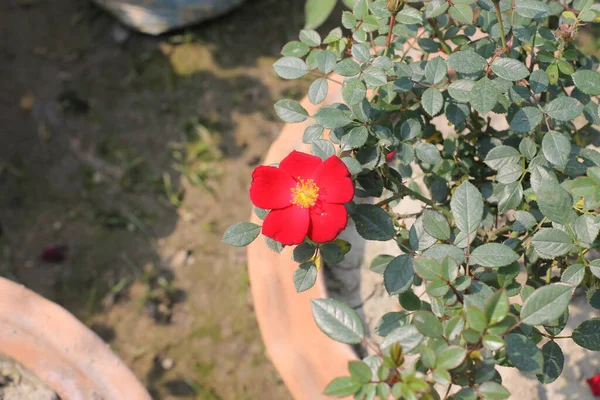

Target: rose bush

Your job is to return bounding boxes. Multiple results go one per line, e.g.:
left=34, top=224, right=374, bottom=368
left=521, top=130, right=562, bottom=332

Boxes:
left=224, top=0, right=600, bottom=398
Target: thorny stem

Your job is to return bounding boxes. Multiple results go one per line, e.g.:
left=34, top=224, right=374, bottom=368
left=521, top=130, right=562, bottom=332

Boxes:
left=385, top=13, right=397, bottom=57
left=376, top=180, right=453, bottom=220
left=494, top=1, right=508, bottom=52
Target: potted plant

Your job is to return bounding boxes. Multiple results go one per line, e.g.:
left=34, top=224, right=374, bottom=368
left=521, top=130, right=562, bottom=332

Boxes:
left=0, top=277, right=151, bottom=399
left=224, top=0, right=600, bottom=398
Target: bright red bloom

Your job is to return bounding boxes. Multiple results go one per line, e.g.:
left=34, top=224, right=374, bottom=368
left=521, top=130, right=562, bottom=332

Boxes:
left=588, top=374, right=600, bottom=396
left=249, top=151, right=354, bottom=245
left=386, top=150, right=397, bottom=162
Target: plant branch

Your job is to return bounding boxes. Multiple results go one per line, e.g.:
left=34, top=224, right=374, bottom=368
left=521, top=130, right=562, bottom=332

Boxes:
left=428, top=19, right=452, bottom=55
left=494, top=1, right=508, bottom=52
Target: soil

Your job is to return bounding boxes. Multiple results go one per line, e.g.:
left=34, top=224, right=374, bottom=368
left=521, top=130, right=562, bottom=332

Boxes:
left=0, top=0, right=342, bottom=398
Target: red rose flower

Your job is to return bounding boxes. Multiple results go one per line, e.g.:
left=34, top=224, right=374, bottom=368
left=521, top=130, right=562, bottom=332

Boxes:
left=386, top=150, right=397, bottom=162
left=249, top=151, right=354, bottom=245
left=588, top=374, right=600, bottom=396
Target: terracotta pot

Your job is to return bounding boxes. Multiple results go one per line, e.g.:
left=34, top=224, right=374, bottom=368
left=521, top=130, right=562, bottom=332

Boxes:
left=0, top=277, right=151, bottom=400
left=247, top=76, right=359, bottom=400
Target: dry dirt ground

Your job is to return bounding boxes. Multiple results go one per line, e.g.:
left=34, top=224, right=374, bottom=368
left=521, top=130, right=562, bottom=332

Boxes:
left=0, top=0, right=332, bottom=398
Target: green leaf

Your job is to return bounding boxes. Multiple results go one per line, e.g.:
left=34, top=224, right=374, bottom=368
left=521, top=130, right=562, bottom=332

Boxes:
left=496, top=164, right=524, bottom=184
left=274, top=99, right=309, bottom=123
left=299, top=29, right=321, bottom=46
left=470, top=78, right=499, bottom=115
left=505, top=333, right=543, bottom=373
left=425, top=57, right=447, bottom=85
left=591, top=260, right=600, bottom=280
left=491, top=58, right=530, bottom=81
left=370, top=254, right=394, bottom=274
left=320, top=241, right=349, bottom=264
left=349, top=361, right=373, bottom=383
left=571, top=70, right=600, bottom=95
left=363, top=67, right=388, bottom=87
left=547, top=63, right=559, bottom=85
left=399, top=290, right=422, bottom=311
left=448, top=79, right=475, bottom=102
left=519, top=137, right=537, bottom=160
left=425, top=0, right=449, bottom=18
left=421, top=87, right=444, bottom=116
left=427, top=279, right=449, bottom=297
left=311, top=298, right=365, bottom=344
left=352, top=204, right=396, bottom=241
left=467, top=305, right=488, bottom=332
left=293, top=242, right=316, bottom=262
left=561, top=263, right=585, bottom=286
left=454, top=388, right=478, bottom=400
left=323, top=377, right=362, bottom=397
left=515, top=0, right=551, bottom=18
left=311, top=139, right=335, bottom=160
left=536, top=341, right=564, bottom=384
left=484, top=145, right=521, bottom=170
left=451, top=181, right=484, bottom=234
left=376, top=312, right=407, bottom=336
left=531, top=229, right=574, bottom=259
left=422, top=210, right=451, bottom=241
left=509, top=107, right=543, bottom=133
left=544, top=97, right=584, bottom=121
left=415, top=142, right=441, bottom=164
left=498, top=182, right=523, bottom=213
left=222, top=222, right=261, bottom=247
left=470, top=243, right=519, bottom=268
left=574, top=214, right=599, bottom=245
left=304, top=0, right=336, bottom=29
left=414, top=257, right=442, bottom=280
left=273, top=57, right=308, bottom=79
left=384, top=255, right=414, bottom=295
left=397, top=6, right=423, bottom=24
left=341, top=126, right=368, bottom=149
left=482, top=334, right=505, bottom=351
left=303, top=124, right=324, bottom=143
left=437, top=346, right=467, bottom=369
left=572, top=318, right=600, bottom=351
left=398, top=119, right=422, bottom=141
left=414, top=311, right=443, bottom=338
left=334, top=59, right=361, bottom=77
left=293, top=262, right=318, bottom=292
left=485, top=290, right=509, bottom=325
left=529, top=69, right=549, bottom=94
left=342, top=80, right=367, bottom=106
left=281, top=41, right=310, bottom=57
left=536, top=184, right=572, bottom=224
left=314, top=105, right=354, bottom=128
left=447, top=51, right=488, bottom=74
left=308, top=78, right=328, bottom=105
left=351, top=43, right=370, bottom=63
left=479, top=382, right=510, bottom=399
left=542, top=131, right=571, bottom=169
left=381, top=325, right=424, bottom=352
left=449, top=4, right=474, bottom=24
left=521, top=283, right=574, bottom=325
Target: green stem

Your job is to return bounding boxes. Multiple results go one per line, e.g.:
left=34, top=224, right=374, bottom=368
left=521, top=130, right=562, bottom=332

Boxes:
left=494, top=1, right=508, bottom=52
left=429, top=19, right=452, bottom=55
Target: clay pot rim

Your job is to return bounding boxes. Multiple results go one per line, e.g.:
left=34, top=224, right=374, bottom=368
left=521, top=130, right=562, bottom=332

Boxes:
left=0, top=277, right=151, bottom=400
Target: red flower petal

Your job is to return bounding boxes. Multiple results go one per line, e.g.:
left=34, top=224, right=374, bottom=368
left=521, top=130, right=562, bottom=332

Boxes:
left=249, top=166, right=296, bottom=210
left=312, top=156, right=354, bottom=204
left=262, top=206, right=310, bottom=245
left=587, top=374, right=600, bottom=396
left=386, top=150, right=397, bottom=162
left=307, top=202, right=348, bottom=243
left=279, top=150, right=322, bottom=180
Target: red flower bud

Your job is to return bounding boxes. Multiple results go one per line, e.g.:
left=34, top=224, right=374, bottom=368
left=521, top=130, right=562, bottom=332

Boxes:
left=587, top=374, right=600, bottom=396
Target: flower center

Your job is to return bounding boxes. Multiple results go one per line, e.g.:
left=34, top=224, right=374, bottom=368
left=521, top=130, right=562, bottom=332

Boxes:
left=290, top=178, right=319, bottom=208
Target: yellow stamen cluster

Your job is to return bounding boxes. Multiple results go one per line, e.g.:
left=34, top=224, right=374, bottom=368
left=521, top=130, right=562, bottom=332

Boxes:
left=290, top=178, right=319, bottom=208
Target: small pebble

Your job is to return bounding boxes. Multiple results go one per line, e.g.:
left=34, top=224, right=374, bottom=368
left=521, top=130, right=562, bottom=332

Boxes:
left=160, top=357, right=175, bottom=370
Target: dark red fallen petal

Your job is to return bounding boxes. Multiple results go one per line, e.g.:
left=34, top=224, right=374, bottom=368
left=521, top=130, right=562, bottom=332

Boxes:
left=41, top=245, right=68, bottom=263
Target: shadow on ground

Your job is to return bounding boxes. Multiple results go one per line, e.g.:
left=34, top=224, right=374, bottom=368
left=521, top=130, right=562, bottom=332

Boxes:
left=0, top=0, right=344, bottom=398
